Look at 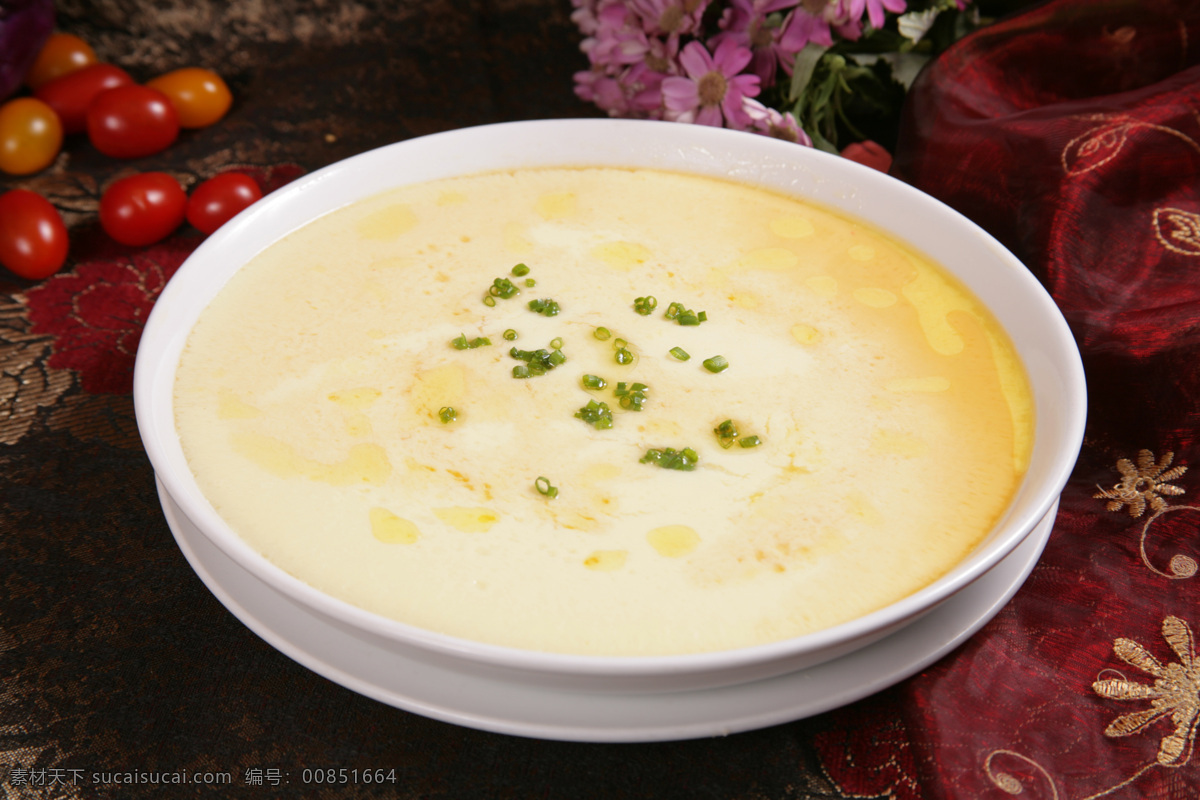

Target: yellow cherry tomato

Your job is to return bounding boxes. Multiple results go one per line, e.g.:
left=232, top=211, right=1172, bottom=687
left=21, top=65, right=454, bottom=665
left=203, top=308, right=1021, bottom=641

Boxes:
left=146, top=67, right=232, bottom=129
left=0, top=98, right=63, bottom=175
left=26, top=33, right=98, bottom=89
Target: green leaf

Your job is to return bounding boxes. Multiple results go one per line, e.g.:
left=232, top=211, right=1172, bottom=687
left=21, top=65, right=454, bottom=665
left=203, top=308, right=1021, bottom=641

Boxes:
left=789, top=43, right=830, bottom=103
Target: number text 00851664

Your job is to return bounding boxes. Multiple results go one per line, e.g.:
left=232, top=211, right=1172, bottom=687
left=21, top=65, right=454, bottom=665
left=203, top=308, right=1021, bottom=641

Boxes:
left=301, top=768, right=398, bottom=785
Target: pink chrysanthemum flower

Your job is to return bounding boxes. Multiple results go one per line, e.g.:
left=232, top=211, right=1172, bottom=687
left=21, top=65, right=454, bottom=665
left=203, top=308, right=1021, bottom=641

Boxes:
left=574, top=69, right=630, bottom=115
left=849, top=0, right=907, bottom=31
left=777, top=6, right=835, bottom=65
left=641, top=28, right=682, bottom=75
left=661, top=38, right=760, bottom=128
left=570, top=0, right=605, bottom=36
left=628, top=0, right=709, bottom=38
left=621, top=62, right=670, bottom=116
left=713, top=0, right=841, bottom=82
left=712, top=0, right=801, bottom=84
left=809, top=0, right=905, bottom=36
left=743, top=97, right=812, bottom=145
left=582, top=2, right=651, bottom=69
left=575, top=62, right=668, bottom=119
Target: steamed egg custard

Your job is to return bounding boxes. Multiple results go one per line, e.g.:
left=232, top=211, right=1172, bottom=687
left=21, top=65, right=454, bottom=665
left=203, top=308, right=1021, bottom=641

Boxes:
left=173, top=167, right=1034, bottom=656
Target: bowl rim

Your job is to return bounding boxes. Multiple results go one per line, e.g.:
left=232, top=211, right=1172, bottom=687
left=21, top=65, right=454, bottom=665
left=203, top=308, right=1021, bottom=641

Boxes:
left=134, top=117, right=1087, bottom=678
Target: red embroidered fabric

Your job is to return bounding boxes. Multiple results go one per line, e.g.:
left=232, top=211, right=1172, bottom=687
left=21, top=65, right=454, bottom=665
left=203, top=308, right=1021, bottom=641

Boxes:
left=818, top=1, right=1200, bottom=797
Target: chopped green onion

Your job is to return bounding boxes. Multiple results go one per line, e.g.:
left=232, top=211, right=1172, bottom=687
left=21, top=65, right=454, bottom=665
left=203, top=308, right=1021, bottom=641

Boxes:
left=438, top=406, right=458, bottom=424
left=483, top=295, right=496, bottom=307
left=703, top=355, right=729, bottom=373
left=451, top=334, right=491, bottom=350
left=640, top=446, right=699, bottom=471
left=613, top=337, right=628, bottom=349
left=575, top=400, right=614, bottom=430
left=510, top=345, right=566, bottom=377
left=549, top=337, right=563, bottom=350
left=594, top=327, right=611, bottom=341
left=614, top=347, right=635, bottom=365
left=714, top=419, right=739, bottom=448
left=664, top=300, right=706, bottom=326
left=739, top=435, right=763, bottom=448
left=535, top=476, right=559, bottom=498
left=511, top=263, right=530, bottom=277
left=614, top=381, right=649, bottom=411
left=489, top=277, right=520, bottom=299
left=525, top=278, right=536, bottom=287
left=633, top=295, right=658, bottom=315
left=503, top=329, right=518, bottom=341
left=582, top=374, right=607, bottom=390
left=528, top=298, right=561, bottom=316
left=669, top=346, right=690, bottom=361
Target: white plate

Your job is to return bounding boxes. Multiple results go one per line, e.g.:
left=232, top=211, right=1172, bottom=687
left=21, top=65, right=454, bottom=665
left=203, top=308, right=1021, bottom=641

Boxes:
left=159, top=478, right=1054, bottom=742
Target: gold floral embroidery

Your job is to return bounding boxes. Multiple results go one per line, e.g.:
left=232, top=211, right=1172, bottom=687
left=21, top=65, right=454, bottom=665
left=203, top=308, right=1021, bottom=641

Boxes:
left=983, top=748, right=1155, bottom=800
left=1094, top=449, right=1187, bottom=518
left=1153, top=207, right=1200, bottom=256
left=1093, top=616, right=1200, bottom=767
left=1062, top=114, right=1200, bottom=177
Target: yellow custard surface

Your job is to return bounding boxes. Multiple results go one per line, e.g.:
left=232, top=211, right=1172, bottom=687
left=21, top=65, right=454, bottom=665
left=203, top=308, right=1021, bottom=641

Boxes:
left=173, top=167, right=1034, bottom=656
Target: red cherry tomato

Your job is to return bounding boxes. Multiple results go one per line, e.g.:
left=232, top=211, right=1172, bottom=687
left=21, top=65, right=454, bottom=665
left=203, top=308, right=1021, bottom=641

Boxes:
left=34, top=63, right=135, bottom=134
left=99, top=172, right=186, bottom=246
left=146, top=68, right=233, bottom=129
left=86, top=85, right=179, bottom=159
left=26, top=33, right=98, bottom=89
left=186, top=173, right=262, bottom=234
left=0, top=97, right=63, bottom=175
left=0, top=189, right=68, bottom=279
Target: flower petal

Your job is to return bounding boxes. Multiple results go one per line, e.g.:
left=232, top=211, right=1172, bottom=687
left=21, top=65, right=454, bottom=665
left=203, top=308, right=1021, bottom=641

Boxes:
left=695, top=104, right=724, bottom=127
left=660, top=76, right=699, bottom=112
left=712, top=36, right=754, bottom=75
left=678, top=40, right=715, bottom=79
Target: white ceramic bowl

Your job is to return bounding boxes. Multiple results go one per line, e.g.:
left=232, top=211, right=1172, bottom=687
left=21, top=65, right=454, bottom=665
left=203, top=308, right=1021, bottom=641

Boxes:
left=134, top=119, right=1086, bottom=708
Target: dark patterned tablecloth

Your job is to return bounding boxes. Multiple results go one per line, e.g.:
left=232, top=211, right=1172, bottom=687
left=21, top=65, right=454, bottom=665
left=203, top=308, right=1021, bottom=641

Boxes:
left=6, top=1, right=1200, bottom=798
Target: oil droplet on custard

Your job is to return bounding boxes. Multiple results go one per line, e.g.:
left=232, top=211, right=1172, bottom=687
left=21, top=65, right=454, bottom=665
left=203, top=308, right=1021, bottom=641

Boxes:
left=790, top=324, right=821, bottom=344
left=647, top=525, right=700, bottom=558
left=536, top=192, right=577, bottom=220
left=853, top=287, right=897, bottom=308
left=434, top=507, right=499, bottom=533
left=217, top=389, right=261, bottom=419
left=848, top=244, right=876, bottom=261
left=370, top=507, right=420, bottom=544
left=356, top=204, right=417, bottom=241
left=591, top=240, right=651, bottom=271
left=583, top=550, right=627, bottom=571
left=231, top=433, right=392, bottom=487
